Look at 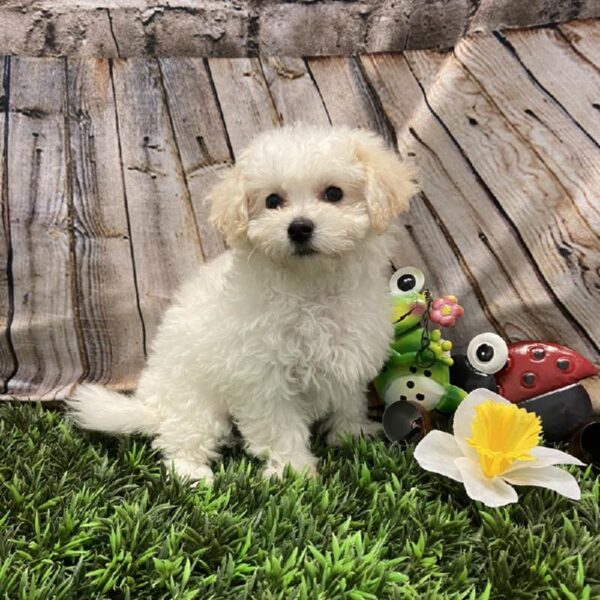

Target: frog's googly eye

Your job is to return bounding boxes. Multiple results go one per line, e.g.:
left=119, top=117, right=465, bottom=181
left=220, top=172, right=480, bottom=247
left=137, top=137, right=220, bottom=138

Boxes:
left=390, top=267, right=425, bottom=296
left=467, top=332, right=508, bottom=375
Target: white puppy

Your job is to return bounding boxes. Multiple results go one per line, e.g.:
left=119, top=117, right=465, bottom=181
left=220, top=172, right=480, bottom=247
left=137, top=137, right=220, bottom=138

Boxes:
left=66, top=125, right=417, bottom=482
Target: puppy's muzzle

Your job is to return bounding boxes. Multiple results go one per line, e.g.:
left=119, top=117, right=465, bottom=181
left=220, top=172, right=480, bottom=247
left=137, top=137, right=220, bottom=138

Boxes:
left=288, top=217, right=315, bottom=246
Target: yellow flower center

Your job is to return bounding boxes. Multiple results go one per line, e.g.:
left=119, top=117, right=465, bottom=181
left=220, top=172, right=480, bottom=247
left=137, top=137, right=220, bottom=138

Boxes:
left=441, top=305, right=453, bottom=316
left=467, top=401, right=542, bottom=478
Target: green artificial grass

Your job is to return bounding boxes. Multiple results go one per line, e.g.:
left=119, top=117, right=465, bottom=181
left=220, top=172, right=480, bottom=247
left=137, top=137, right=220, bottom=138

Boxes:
left=1, top=403, right=599, bottom=600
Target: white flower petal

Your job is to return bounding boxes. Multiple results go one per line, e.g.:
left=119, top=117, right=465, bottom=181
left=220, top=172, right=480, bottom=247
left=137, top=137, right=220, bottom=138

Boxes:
left=502, top=465, right=581, bottom=500
left=455, top=457, right=518, bottom=507
left=452, top=388, right=511, bottom=458
left=503, top=446, right=585, bottom=473
left=414, top=431, right=464, bottom=482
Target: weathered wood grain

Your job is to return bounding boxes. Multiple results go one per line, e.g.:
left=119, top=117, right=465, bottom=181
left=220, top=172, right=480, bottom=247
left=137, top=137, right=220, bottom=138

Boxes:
left=66, top=58, right=145, bottom=391
left=258, top=2, right=370, bottom=56
left=502, top=28, right=600, bottom=145
left=4, top=58, right=83, bottom=399
left=1, top=2, right=597, bottom=58
left=207, top=58, right=280, bottom=155
left=158, top=58, right=230, bottom=260
left=110, top=58, right=204, bottom=344
left=360, top=53, right=598, bottom=359
left=260, top=57, right=330, bottom=125
left=366, top=0, right=472, bottom=53
left=0, top=57, right=16, bottom=391
left=305, top=57, right=392, bottom=142
left=469, top=1, right=596, bottom=32
left=403, top=49, right=600, bottom=349
left=455, top=36, right=600, bottom=231
left=558, top=20, right=600, bottom=69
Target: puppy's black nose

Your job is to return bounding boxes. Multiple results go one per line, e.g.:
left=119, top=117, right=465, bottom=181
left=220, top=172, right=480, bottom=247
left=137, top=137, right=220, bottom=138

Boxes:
left=287, top=218, right=314, bottom=244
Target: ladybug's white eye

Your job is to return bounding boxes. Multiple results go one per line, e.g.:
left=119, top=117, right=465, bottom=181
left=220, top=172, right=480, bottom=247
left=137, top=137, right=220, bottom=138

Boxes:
left=467, top=332, right=508, bottom=375
left=390, top=267, right=425, bottom=296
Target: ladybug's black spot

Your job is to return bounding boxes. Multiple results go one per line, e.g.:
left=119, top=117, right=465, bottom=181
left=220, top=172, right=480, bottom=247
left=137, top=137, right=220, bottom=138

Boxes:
left=557, top=358, right=570, bottom=371
left=407, top=381, right=415, bottom=389
left=400, top=395, right=407, bottom=402
left=416, top=393, right=425, bottom=401
left=424, top=370, right=432, bottom=377
left=522, top=372, right=536, bottom=386
left=531, top=347, right=545, bottom=360
left=409, top=366, right=418, bottom=374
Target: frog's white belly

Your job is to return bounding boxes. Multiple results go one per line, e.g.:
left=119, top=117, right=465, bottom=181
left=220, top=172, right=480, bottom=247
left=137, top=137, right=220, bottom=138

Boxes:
left=383, top=375, right=445, bottom=411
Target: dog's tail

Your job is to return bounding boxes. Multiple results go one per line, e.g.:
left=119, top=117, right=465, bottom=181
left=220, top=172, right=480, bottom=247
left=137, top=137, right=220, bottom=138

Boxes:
left=65, top=385, right=160, bottom=435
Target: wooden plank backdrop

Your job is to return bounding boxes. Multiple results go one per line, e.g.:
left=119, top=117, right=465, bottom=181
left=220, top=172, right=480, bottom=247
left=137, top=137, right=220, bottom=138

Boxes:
left=0, top=57, right=15, bottom=392
left=0, top=22, right=598, bottom=400
left=5, top=58, right=83, bottom=399
left=66, top=58, right=145, bottom=391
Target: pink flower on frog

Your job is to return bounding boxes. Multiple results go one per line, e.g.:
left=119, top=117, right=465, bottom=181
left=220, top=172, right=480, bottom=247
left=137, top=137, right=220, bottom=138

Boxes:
left=429, top=295, right=464, bottom=327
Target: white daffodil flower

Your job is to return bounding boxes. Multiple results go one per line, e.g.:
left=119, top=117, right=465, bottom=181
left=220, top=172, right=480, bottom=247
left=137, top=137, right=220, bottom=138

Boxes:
left=414, top=388, right=583, bottom=507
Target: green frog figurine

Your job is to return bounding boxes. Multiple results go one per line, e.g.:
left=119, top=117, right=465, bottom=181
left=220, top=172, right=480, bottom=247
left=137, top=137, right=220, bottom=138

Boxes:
left=373, top=267, right=467, bottom=441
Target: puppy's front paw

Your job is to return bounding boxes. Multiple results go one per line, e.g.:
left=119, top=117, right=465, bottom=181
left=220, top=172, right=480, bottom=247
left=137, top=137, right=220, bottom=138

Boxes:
left=326, top=420, right=383, bottom=447
left=166, top=457, right=214, bottom=485
left=263, top=455, right=318, bottom=479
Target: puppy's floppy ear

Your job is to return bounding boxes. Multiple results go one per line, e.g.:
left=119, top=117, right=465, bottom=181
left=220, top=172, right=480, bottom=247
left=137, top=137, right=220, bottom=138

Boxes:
left=208, top=165, right=248, bottom=243
left=351, top=131, right=419, bottom=234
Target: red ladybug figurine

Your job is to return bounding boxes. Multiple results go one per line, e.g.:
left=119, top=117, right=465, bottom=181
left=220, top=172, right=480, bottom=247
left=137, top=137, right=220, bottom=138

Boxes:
left=496, top=341, right=598, bottom=403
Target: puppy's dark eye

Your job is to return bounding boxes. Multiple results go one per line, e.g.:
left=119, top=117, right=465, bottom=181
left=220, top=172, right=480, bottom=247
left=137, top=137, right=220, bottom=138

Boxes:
left=324, top=186, right=343, bottom=202
left=265, top=193, right=283, bottom=209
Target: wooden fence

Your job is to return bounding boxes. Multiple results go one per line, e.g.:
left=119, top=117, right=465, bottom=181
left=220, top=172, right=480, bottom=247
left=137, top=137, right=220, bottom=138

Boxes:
left=0, top=20, right=598, bottom=399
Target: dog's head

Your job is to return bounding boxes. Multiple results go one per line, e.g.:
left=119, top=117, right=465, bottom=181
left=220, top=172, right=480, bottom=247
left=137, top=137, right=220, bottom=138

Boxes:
left=209, top=125, right=418, bottom=264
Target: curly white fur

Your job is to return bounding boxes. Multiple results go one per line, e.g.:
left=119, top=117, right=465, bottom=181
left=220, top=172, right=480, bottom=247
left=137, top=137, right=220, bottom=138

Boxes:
left=66, top=125, right=418, bottom=482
